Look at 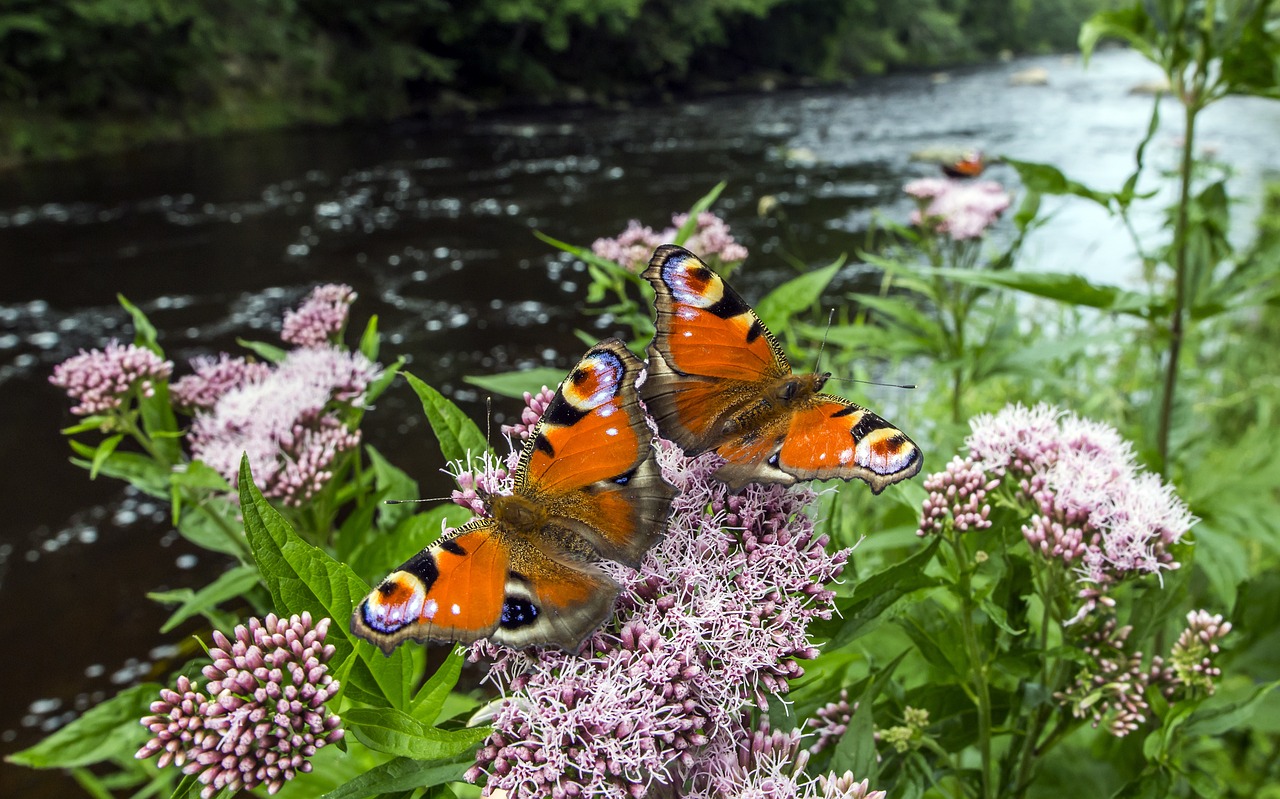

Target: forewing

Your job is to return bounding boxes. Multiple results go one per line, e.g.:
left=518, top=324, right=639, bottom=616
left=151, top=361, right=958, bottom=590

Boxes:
left=776, top=397, right=923, bottom=493
left=641, top=245, right=787, bottom=454
left=519, top=338, right=677, bottom=567
left=642, top=244, right=787, bottom=381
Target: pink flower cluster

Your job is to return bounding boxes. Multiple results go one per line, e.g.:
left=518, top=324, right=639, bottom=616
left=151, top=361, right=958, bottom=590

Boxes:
left=947, top=404, right=1195, bottom=591
left=463, top=418, right=855, bottom=798
left=1168, top=609, right=1232, bottom=692
left=591, top=212, right=749, bottom=273
left=136, top=613, right=343, bottom=797
left=50, top=340, right=173, bottom=416
left=189, top=347, right=378, bottom=505
left=171, top=354, right=274, bottom=413
left=904, top=178, right=1011, bottom=241
left=281, top=284, right=357, bottom=348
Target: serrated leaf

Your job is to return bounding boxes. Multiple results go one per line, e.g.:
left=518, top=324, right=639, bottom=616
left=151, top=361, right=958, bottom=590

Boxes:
left=403, top=373, right=488, bottom=464
left=754, top=257, right=845, bottom=332
left=344, top=707, right=490, bottom=760
left=463, top=368, right=567, bottom=400
left=318, top=755, right=472, bottom=799
left=7, top=683, right=157, bottom=768
left=813, top=537, right=942, bottom=648
left=238, top=457, right=415, bottom=709
left=153, top=565, right=260, bottom=633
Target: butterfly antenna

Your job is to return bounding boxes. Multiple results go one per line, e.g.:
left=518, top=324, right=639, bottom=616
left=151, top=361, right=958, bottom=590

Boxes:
left=385, top=496, right=454, bottom=505
left=812, top=308, right=836, bottom=375
left=485, top=396, right=494, bottom=449
left=825, top=376, right=917, bottom=390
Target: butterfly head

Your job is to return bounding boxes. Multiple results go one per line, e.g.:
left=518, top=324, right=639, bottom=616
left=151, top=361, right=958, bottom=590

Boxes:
left=770, top=372, right=831, bottom=406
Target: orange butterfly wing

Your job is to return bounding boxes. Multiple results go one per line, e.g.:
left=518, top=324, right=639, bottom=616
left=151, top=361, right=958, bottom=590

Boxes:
left=352, top=338, right=675, bottom=654
left=643, top=245, right=922, bottom=492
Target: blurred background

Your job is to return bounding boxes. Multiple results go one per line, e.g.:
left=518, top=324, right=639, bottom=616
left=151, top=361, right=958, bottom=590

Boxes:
left=2, top=1, right=1278, bottom=796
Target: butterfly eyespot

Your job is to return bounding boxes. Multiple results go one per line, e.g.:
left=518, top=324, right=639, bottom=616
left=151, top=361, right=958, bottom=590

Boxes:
left=500, top=597, right=539, bottom=629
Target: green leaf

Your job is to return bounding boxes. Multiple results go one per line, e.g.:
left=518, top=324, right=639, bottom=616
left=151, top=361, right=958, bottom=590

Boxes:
left=1004, top=158, right=1117, bottom=209
left=117, top=294, right=161, bottom=355
left=1182, top=680, right=1280, bottom=737
left=236, top=338, right=287, bottom=363
left=6, top=683, right=157, bottom=768
left=151, top=565, right=260, bottom=634
left=318, top=756, right=472, bottom=799
left=366, top=445, right=419, bottom=532
left=754, top=257, right=845, bottom=332
left=364, top=357, right=403, bottom=406
left=534, top=231, right=646, bottom=288
left=403, top=372, right=488, bottom=464
left=359, top=315, right=380, bottom=361
left=927, top=267, right=1159, bottom=316
left=463, top=368, right=567, bottom=400
left=348, top=504, right=467, bottom=587
left=238, top=457, right=415, bottom=709
left=1078, top=5, right=1159, bottom=65
left=344, top=707, right=490, bottom=760
left=175, top=498, right=251, bottom=559
left=69, top=440, right=170, bottom=497
left=139, top=381, right=182, bottom=463
left=831, top=650, right=908, bottom=777
left=813, top=537, right=942, bottom=648
left=90, top=434, right=124, bottom=480
left=412, top=647, right=466, bottom=723
left=673, top=182, right=728, bottom=245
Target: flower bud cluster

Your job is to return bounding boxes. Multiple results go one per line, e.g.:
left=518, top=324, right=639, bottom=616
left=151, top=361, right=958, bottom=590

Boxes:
left=916, top=456, right=996, bottom=536
left=281, top=284, right=357, bottom=348
left=50, top=340, right=173, bottom=416
left=500, top=386, right=556, bottom=441
left=136, top=613, right=343, bottom=797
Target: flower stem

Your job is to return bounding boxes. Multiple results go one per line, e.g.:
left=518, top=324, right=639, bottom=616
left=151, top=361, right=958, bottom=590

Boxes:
left=949, top=533, right=995, bottom=799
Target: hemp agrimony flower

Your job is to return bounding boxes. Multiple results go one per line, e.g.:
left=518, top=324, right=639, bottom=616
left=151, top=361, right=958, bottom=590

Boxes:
left=591, top=212, right=748, bottom=273
left=171, top=354, right=273, bottom=413
left=136, top=613, right=343, bottom=797
left=904, top=178, right=1012, bottom=241
left=50, top=340, right=173, bottom=417
left=464, top=440, right=852, bottom=798
left=281, top=283, right=357, bottom=348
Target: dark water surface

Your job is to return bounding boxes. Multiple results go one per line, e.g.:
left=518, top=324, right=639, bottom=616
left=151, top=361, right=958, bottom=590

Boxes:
left=1, top=50, right=1277, bottom=796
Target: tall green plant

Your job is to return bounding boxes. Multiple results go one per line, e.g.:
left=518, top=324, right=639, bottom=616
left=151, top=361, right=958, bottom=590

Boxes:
left=1080, top=0, right=1280, bottom=473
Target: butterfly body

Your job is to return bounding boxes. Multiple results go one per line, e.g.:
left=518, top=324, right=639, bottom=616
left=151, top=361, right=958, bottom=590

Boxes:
left=352, top=339, right=676, bottom=654
left=642, top=244, right=922, bottom=493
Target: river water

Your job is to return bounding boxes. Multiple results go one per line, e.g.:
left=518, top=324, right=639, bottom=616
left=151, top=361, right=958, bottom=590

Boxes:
left=1, top=49, right=1276, bottom=795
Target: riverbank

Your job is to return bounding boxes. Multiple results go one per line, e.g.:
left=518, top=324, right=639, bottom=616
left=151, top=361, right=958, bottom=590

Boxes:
left=0, top=0, right=1104, bottom=168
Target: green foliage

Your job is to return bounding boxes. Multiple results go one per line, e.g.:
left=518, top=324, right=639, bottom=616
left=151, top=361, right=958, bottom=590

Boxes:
left=2, top=0, right=1117, bottom=163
